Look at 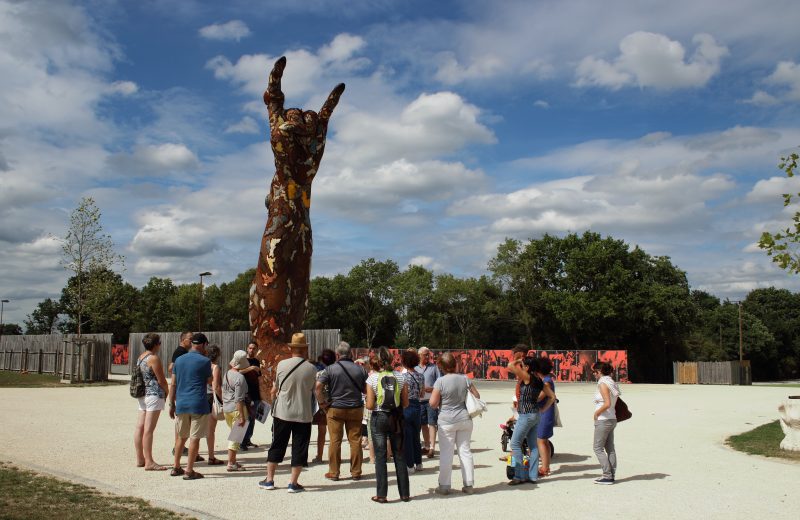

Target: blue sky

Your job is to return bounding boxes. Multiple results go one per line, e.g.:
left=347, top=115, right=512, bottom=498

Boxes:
left=2, top=0, right=800, bottom=325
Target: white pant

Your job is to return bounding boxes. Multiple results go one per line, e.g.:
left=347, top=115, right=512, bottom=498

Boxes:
left=437, top=419, right=474, bottom=489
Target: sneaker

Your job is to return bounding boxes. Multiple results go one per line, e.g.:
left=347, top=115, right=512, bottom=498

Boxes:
left=407, top=466, right=416, bottom=474
left=287, top=483, right=305, bottom=493
left=415, top=463, right=423, bottom=471
left=462, top=486, right=474, bottom=495
left=434, top=486, right=450, bottom=495
left=239, top=444, right=249, bottom=451
left=258, top=480, right=276, bottom=490
left=594, top=478, right=614, bottom=485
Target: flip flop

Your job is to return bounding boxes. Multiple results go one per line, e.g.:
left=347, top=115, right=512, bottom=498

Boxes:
left=170, top=467, right=185, bottom=477
left=183, top=470, right=204, bottom=480
left=144, top=464, right=167, bottom=471
left=207, top=458, right=225, bottom=466
left=371, top=496, right=387, bottom=504
left=136, top=462, right=145, bottom=468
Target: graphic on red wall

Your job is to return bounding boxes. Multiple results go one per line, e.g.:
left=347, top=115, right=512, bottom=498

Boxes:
left=111, top=344, right=129, bottom=365
left=351, top=348, right=628, bottom=382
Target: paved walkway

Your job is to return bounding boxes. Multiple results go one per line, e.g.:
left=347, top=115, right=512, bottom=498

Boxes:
left=0, top=381, right=797, bottom=519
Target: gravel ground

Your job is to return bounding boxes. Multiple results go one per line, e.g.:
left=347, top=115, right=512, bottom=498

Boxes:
left=0, top=381, right=797, bottom=519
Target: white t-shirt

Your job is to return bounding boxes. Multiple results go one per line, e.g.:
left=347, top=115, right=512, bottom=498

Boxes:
left=593, top=375, right=620, bottom=421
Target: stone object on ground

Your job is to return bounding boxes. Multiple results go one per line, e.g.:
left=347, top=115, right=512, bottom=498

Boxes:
left=778, top=396, right=800, bottom=451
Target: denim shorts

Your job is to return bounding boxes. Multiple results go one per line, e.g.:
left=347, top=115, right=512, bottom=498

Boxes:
left=420, top=401, right=439, bottom=426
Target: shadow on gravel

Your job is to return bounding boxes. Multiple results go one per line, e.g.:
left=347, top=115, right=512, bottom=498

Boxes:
left=551, top=453, right=591, bottom=463
left=614, top=473, right=669, bottom=483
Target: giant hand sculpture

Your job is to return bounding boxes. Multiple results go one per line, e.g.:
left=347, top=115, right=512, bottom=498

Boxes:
left=249, top=56, right=345, bottom=401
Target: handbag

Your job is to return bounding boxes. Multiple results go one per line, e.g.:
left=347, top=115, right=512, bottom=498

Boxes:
left=212, top=394, right=225, bottom=421
left=614, top=396, right=632, bottom=422
left=464, top=377, right=487, bottom=418
left=553, top=401, right=563, bottom=427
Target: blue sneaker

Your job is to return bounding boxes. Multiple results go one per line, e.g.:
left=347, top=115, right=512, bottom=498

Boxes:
left=258, top=480, right=275, bottom=490
left=287, top=483, right=305, bottom=493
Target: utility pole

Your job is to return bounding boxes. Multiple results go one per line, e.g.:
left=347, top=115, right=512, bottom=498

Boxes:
left=198, top=272, right=211, bottom=331
left=738, top=301, right=743, bottom=362
left=0, top=299, right=8, bottom=347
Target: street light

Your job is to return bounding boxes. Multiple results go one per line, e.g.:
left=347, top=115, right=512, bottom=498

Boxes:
left=198, top=272, right=212, bottom=331
left=0, top=299, right=9, bottom=346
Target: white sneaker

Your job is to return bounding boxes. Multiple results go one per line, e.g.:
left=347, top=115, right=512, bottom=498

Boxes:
left=407, top=466, right=416, bottom=474
left=415, top=463, right=423, bottom=471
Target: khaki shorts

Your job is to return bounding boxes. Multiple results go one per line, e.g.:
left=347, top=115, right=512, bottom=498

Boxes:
left=175, top=413, right=209, bottom=440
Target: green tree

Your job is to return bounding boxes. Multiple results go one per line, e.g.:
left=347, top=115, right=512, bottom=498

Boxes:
left=434, top=274, right=499, bottom=349
left=1, top=323, right=22, bottom=335
left=743, top=288, right=800, bottom=379
left=393, top=265, right=435, bottom=348
left=133, top=277, right=177, bottom=332
left=347, top=258, right=400, bottom=347
left=59, top=268, right=137, bottom=343
left=758, top=151, right=800, bottom=272
left=306, top=274, right=358, bottom=339
left=58, top=197, right=124, bottom=337
left=24, top=298, right=63, bottom=334
left=169, top=283, right=202, bottom=332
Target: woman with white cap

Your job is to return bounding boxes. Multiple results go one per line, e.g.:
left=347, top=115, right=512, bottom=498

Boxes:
left=223, top=349, right=250, bottom=472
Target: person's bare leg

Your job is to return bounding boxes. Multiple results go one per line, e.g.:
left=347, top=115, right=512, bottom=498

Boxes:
left=207, top=417, right=217, bottom=461
left=266, top=461, right=277, bottom=482
left=429, top=425, right=438, bottom=455
left=537, top=438, right=550, bottom=474
left=421, top=425, right=431, bottom=452
left=316, top=424, right=327, bottom=461
left=173, top=437, right=187, bottom=469
left=290, top=465, right=302, bottom=485
left=134, top=410, right=146, bottom=466
left=187, top=438, right=200, bottom=473
left=143, top=410, right=161, bottom=467
left=228, top=448, right=236, bottom=466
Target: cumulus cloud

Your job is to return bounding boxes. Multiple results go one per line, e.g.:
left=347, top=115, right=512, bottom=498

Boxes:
left=130, top=207, right=217, bottom=258
left=206, top=33, right=368, bottom=97
left=747, top=174, right=800, bottom=204
left=574, top=32, right=728, bottom=89
left=108, top=143, right=199, bottom=175
left=747, top=61, right=800, bottom=105
left=108, top=80, right=138, bottom=96
left=533, top=100, right=550, bottom=109
left=225, top=116, right=260, bottom=134
left=199, top=20, right=251, bottom=41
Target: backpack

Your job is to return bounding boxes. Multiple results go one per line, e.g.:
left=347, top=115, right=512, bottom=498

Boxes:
left=376, top=371, right=401, bottom=411
left=129, top=355, right=148, bottom=398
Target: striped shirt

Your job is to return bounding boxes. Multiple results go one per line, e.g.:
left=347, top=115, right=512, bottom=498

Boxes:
left=518, top=377, right=543, bottom=414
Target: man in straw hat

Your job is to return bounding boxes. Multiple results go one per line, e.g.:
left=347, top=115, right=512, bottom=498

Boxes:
left=259, top=332, right=318, bottom=493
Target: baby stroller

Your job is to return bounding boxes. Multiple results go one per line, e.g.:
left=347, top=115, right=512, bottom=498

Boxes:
left=500, top=418, right=554, bottom=456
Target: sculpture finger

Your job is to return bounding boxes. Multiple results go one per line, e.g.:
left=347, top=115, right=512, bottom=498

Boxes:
left=263, top=56, right=287, bottom=112
left=319, top=83, right=346, bottom=122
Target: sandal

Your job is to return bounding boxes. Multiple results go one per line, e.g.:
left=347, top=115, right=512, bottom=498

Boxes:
left=538, top=468, right=550, bottom=477
left=183, top=470, right=204, bottom=480
left=144, top=464, right=167, bottom=471
left=207, top=458, right=225, bottom=466
left=170, top=467, right=185, bottom=477
left=401, top=496, right=412, bottom=502
left=371, top=496, right=388, bottom=504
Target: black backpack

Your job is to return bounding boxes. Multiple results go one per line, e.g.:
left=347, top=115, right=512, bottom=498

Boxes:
left=129, top=355, right=147, bottom=398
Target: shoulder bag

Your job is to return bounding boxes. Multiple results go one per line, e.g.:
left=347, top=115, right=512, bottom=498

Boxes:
left=273, top=358, right=306, bottom=411
left=464, top=376, right=488, bottom=418
left=614, top=396, right=632, bottom=422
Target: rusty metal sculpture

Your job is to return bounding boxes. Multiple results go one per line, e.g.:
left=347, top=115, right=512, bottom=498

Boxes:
left=249, top=56, right=345, bottom=401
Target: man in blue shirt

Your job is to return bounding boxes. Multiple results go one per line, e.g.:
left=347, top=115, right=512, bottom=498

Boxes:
left=415, top=347, right=442, bottom=458
left=168, top=332, right=212, bottom=480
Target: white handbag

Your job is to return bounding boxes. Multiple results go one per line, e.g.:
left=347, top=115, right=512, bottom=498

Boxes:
left=464, top=378, right=488, bottom=418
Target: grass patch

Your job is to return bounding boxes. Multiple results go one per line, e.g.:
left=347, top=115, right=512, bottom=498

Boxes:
left=726, top=420, right=800, bottom=462
left=0, top=462, right=192, bottom=520
left=0, top=371, right=125, bottom=387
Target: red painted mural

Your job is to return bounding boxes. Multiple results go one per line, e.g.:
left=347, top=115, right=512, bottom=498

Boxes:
left=352, top=348, right=629, bottom=382
left=111, top=344, right=128, bottom=365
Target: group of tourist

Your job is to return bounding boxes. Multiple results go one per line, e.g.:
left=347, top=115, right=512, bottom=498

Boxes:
left=132, top=331, right=623, bottom=497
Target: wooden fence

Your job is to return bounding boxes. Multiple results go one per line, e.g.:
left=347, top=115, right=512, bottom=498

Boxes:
left=0, top=334, right=112, bottom=382
left=127, top=329, right=341, bottom=375
left=673, top=361, right=752, bottom=385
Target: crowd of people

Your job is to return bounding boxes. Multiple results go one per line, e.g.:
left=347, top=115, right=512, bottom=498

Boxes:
left=132, top=332, right=623, bottom=499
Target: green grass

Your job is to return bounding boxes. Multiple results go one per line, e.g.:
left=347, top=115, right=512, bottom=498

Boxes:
left=726, top=420, right=800, bottom=462
left=0, top=462, right=193, bottom=520
left=0, top=371, right=125, bottom=387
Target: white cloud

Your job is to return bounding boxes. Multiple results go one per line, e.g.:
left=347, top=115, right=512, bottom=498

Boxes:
left=198, top=20, right=251, bottom=42
left=108, top=143, right=200, bottom=175
left=130, top=207, right=216, bottom=258
left=109, top=80, right=138, bottom=96
left=746, top=174, right=800, bottom=204
left=533, top=100, right=550, bottom=109
left=575, top=32, right=728, bottom=90
left=225, top=116, right=260, bottom=134
left=408, top=255, right=444, bottom=271
left=765, top=61, right=800, bottom=100
left=206, top=33, right=368, bottom=98
left=743, top=90, right=779, bottom=106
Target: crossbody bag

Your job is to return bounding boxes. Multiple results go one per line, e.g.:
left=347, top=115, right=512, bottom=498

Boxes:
left=273, top=358, right=307, bottom=411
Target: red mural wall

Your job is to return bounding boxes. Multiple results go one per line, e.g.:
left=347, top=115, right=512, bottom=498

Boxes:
left=111, top=344, right=129, bottom=365
left=351, top=348, right=629, bottom=382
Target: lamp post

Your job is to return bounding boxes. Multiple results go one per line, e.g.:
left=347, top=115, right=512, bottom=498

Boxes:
left=198, top=272, right=212, bottom=331
left=729, top=300, right=744, bottom=362
left=0, top=299, right=8, bottom=346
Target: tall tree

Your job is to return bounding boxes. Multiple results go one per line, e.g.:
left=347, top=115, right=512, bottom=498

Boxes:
left=24, top=298, right=63, bottom=334
left=347, top=258, right=399, bottom=348
left=393, top=265, right=435, bottom=348
left=133, top=277, right=177, bottom=332
left=59, top=268, right=137, bottom=343
left=58, top=197, right=124, bottom=337
left=1, top=324, right=22, bottom=335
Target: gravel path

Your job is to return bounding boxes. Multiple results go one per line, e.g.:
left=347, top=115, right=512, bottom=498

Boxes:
left=0, top=381, right=797, bottom=519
